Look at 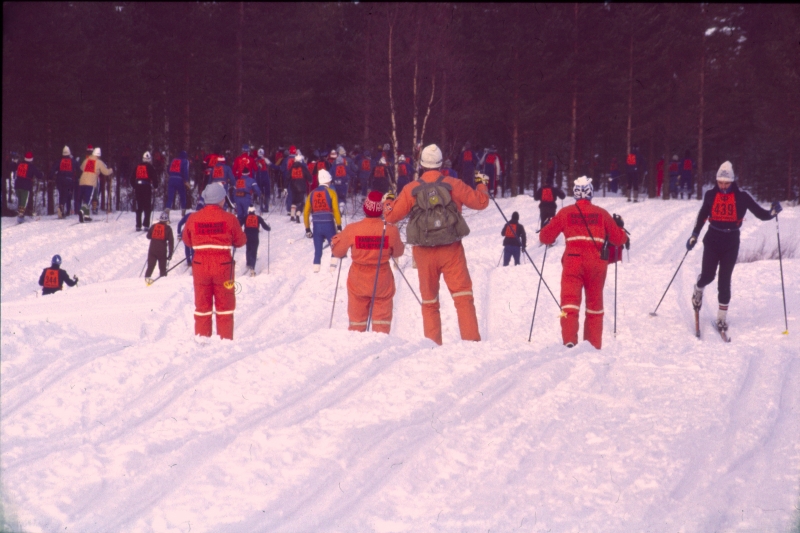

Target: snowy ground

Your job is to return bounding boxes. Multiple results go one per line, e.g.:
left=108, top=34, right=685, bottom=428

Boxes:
left=1, top=192, right=799, bottom=533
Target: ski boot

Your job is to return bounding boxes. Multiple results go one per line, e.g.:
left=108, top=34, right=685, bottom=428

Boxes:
left=692, top=284, right=703, bottom=311
left=313, top=264, right=321, bottom=273
left=145, top=277, right=154, bottom=286
left=715, top=318, right=728, bottom=333
left=249, top=268, right=256, bottom=277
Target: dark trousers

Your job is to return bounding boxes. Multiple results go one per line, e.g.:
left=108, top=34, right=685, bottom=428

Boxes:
left=57, top=178, right=73, bottom=215
left=503, top=245, right=520, bottom=266
left=245, top=237, right=259, bottom=268
left=539, top=204, right=556, bottom=229
left=135, top=185, right=153, bottom=229
left=145, top=248, right=167, bottom=278
left=697, top=230, right=740, bottom=305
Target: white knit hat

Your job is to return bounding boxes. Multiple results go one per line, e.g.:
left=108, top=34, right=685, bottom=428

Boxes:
left=420, top=144, right=442, bottom=169
left=92, top=147, right=101, bottom=157
left=62, top=146, right=71, bottom=157
left=318, top=169, right=332, bottom=185
left=716, top=161, right=734, bottom=182
left=143, top=151, right=152, bottom=162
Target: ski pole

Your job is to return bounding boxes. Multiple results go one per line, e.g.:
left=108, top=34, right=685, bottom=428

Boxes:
left=391, top=256, right=421, bottom=305
left=329, top=256, right=344, bottom=328
left=776, top=214, right=789, bottom=334
left=649, top=248, right=690, bottom=316
left=139, top=257, right=148, bottom=278
left=148, top=257, right=187, bottom=284
left=528, top=245, right=548, bottom=342
left=489, top=193, right=561, bottom=310
left=614, top=259, right=618, bottom=335
left=366, top=219, right=387, bottom=332
left=497, top=249, right=503, bottom=267
left=267, top=229, right=270, bottom=274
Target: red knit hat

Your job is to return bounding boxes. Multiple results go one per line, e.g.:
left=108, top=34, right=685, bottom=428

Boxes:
left=289, top=145, right=297, bottom=155
left=24, top=152, right=33, bottom=161
left=86, top=144, right=93, bottom=152
left=363, top=191, right=384, bottom=218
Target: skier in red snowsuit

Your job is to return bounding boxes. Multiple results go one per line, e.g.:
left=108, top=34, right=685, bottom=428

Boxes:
left=182, top=182, right=247, bottom=340
left=539, top=176, right=627, bottom=349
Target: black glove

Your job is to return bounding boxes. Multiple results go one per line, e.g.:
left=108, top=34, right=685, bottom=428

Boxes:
left=305, top=228, right=313, bottom=239
left=337, top=224, right=342, bottom=232
left=624, top=236, right=630, bottom=250
left=167, top=255, right=173, bottom=262
left=771, top=201, right=783, bottom=217
left=613, top=214, right=624, bottom=228
left=686, top=233, right=699, bottom=251
left=265, top=224, right=271, bottom=232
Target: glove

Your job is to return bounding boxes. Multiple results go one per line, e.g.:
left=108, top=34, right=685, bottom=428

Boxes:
left=167, top=255, right=173, bottom=262
left=305, top=228, right=313, bottom=239
left=382, top=192, right=396, bottom=202
left=613, top=214, right=624, bottom=228
left=771, top=201, right=783, bottom=217
left=624, top=236, right=630, bottom=250
left=282, top=188, right=288, bottom=198
left=265, top=224, right=271, bottom=232
left=686, top=233, right=698, bottom=251
left=474, top=172, right=489, bottom=186
left=337, top=224, right=342, bottom=232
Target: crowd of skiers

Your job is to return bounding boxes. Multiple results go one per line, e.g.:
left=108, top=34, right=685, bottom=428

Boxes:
left=26, top=141, right=783, bottom=349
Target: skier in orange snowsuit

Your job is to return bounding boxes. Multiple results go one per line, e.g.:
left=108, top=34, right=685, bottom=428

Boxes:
left=182, top=183, right=247, bottom=340
left=539, top=176, right=627, bottom=349
left=331, top=191, right=404, bottom=334
left=383, top=144, right=489, bottom=345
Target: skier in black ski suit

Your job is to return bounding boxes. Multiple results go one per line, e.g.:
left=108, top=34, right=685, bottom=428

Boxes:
left=500, top=211, right=527, bottom=266
left=242, top=205, right=271, bottom=276
left=39, top=255, right=78, bottom=295
left=686, top=161, right=782, bottom=331
left=533, top=179, right=566, bottom=229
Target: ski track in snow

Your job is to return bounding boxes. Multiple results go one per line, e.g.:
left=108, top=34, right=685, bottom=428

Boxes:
left=1, top=197, right=799, bottom=533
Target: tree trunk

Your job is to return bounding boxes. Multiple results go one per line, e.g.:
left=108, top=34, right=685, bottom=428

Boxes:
left=664, top=112, right=671, bottom=200
left=788, top=129, right=793, bottom=203
left=235, top=2, right=244, bottom=153
left=568, top=3, right=578, bottom=191
left=411, top=17, right=421, bottom=177
left=648, top=127, right=655, bottom=198
left=388, top=17, right=399, bottom=191
left=183, top=54, right=191, bottom=152
left=512, top=47, right=521, bottom=197
left=363, top=15, right=371, bottom=148
left=440, top=69, right=447, bottom=152
left=46, top=104, right=54, bottom=215
left=697, top=24, right=705, bottom=200
left=627, top=35, right=634, bottom=156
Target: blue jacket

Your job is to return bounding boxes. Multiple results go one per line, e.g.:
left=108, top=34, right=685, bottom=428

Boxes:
left=234, top=176, right=262, bottom=202
left=209, top=162, right=234, bottom=187
left=39, top=266, right=77, bottom=295
left=52, top=157, right=79, bottom=181
left=168, top=152, right=190, bottom=182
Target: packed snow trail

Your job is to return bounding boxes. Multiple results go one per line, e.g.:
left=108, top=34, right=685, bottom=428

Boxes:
left=2, top=197, right=798, bottom=533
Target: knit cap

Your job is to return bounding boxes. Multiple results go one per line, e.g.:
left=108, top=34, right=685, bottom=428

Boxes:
left=363, top=191, right=383, bottom=217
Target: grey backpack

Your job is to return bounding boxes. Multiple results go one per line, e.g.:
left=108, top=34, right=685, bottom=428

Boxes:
left=406, top=174, right=470, bottom=246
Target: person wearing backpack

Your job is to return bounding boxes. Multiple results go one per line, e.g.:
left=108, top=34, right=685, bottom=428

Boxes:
left=383, top=144, right=489, bottom=345
left=39, top=255, right=78, bottom=296
left=538, top=176, right=628, bottom=349
left=533, top=177, right=566, bottom=230
left=501, top=211, right=527, bottom=266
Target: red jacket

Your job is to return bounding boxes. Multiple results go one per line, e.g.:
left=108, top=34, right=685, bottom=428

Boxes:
left=539, top=199, right=626, bottom=255
left=182, top=205, right=247, bottom=252
left=232, top=152, right=257, bottom=179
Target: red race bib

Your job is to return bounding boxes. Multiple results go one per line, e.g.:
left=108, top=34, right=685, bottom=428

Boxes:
left=43, top=269, right=60, bottom=289
left=336, top=165, right=347, bottom=177
left=59, top=159, right=73, bottom=172
left=213, top=166, right=224, bottom=179
left=245, top=215, right=258, bottom=228
left=711, top=193, right=737, bottom=222
left=312, top=191, right=331, bottom=212
left=542, top=189, right=554, bottom=202
left=152, top=224, right=166, bottom=240
left=169, top=159, right=182, bottom=173
left=361, top=160, right=371, bottom=171
left=374, top=166, right=385, bottom=178
left=16, top=164, right=28, bottom=178
left=136, top=165, right=149, bottom=179
left=236, top=179, right=245, bottom=190
left=627, top=154, right=636, bottom=166
left=504, top=224, right=518, bottom=238
left=291, top=167, right=304, bottom=179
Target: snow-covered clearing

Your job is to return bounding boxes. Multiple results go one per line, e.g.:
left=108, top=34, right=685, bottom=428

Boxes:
left=2, top=194, right=798, bottom=533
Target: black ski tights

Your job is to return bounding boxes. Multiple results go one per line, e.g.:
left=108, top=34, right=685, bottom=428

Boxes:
left=697, top=231, right=740, bottom=305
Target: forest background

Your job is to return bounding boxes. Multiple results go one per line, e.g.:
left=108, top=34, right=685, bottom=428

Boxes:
left=3, top=2, right=798, bottom=210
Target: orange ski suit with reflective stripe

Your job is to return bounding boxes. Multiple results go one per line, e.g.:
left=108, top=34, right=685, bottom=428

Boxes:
left=538, top=199, right=627, bottom=349
left=331, top=217, right=404, bottom=334
left=383, top=170, right=489, bottom=345
left=182, top=204, right=247, bottom=339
